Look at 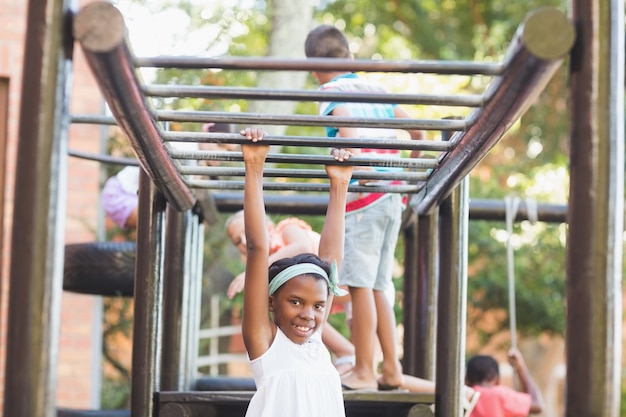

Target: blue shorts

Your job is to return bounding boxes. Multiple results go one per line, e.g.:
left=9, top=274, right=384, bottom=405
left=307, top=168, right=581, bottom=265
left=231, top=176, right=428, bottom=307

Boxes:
left=339, top=194, right=403, bottom=292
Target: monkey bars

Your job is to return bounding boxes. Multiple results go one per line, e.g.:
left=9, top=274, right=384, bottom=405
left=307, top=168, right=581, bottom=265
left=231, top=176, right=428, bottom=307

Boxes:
left=72, top=2, right=575, bottom=216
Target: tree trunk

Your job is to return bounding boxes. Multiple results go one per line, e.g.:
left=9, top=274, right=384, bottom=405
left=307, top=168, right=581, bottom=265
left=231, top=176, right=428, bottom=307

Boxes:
left=248, top=0, right=315, bottom=136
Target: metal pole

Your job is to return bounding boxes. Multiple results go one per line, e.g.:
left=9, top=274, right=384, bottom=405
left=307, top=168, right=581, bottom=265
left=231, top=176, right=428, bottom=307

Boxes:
left=131, top=169, right=166, bottom=417
left=403, top=211, right=438, bottom=380
left=566, top=0, right=624, bottom=415
left=402, top=214, right=419, bottom=376
left=4, top=0, right=72, bottom=415
left=187, top=217, right=204, bottom=386
left=160, top=208, right=189, bottom=391
left=435, top=177, right=469, bottom=417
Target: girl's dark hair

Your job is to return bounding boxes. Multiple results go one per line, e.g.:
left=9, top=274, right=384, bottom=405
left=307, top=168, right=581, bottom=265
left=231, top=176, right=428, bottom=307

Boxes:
left=269, top=253, right=332, bottom=294
left=465, top=355, right=500, bottom=386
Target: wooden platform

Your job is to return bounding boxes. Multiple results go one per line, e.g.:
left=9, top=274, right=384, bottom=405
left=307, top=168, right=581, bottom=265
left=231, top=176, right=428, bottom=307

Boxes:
left=156, top=391, right=434, bottom=417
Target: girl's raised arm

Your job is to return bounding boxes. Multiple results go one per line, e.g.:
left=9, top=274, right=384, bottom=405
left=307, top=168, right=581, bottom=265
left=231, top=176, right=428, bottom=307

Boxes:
left=240, top=128, right=274, bottom=359
left=318, top=162, right=352, bottom=265
left=319, top=157, right=352, bottom=319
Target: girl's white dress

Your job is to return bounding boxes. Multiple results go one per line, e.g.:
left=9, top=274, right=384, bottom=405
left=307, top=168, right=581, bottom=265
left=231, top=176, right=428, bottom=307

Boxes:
left=246, top=328, right=346, bottom=417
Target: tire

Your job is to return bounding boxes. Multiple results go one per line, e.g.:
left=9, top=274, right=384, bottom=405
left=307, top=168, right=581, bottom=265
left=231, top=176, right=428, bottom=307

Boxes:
left=63, top=242, right=136, bottom=297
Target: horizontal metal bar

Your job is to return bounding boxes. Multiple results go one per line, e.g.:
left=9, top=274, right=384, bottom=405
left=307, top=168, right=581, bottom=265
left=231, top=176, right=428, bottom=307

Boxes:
left=155, top=391, right=433, bottom=408
left=187, top=180, right=422, bottom=194
left=70, top=111, right=466, bottom=136
left=71, top=114, right=116, bottom=125
left=198, top=325, right=241, bottom=339
left=169, top=149, right=439, bottom=169
left=73, top=2, right=195, bottom=211
left=180, top=166, right=429, bottom=181
left=66, top=150, right=431, bottom=181
left=163, top=132, right=453, bottom=152
left=469, top=199, right=567, bottom=223
left=211, top=192, right=568, bottom=223
left=196, top=353, right=247, bottom=368
left=68, top=149, right=139, bottom=166
left=156, top=110, right=468, bottom=131
left=411, top=7, right=575, bottom=214
left=212, top=192, right=328, bottom=215
left=134, top=56, right=504, bottom=76
left=144, top=85, right=484, bottom=107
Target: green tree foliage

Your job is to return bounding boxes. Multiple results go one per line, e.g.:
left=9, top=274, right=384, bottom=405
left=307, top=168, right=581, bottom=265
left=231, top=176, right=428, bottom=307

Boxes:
left=320, top=0, right=566, bottom=60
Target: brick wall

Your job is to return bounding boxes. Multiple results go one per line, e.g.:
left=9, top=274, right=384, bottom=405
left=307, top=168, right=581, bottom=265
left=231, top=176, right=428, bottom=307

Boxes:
left=0, top=0, right=27, bottom=411
left=0, top=0, right=103, bottom=412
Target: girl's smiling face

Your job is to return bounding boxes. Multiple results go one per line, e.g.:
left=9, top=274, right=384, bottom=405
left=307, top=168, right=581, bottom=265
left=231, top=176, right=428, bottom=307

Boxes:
left=269, top=274, right=329, bottom=344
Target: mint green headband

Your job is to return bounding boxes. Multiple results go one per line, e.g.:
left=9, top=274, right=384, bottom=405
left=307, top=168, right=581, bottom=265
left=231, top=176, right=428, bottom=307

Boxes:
left=268, top=261, right=348, bottom=297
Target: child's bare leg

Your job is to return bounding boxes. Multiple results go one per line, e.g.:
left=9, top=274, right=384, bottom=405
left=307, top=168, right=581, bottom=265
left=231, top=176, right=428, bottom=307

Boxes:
left=397, top=374, right=435, bottom=393
left=341, top=287, right=378, bottom=390
left=374, top=289, right=403, bottom=388
left=321, top=324, right=355, bottom=375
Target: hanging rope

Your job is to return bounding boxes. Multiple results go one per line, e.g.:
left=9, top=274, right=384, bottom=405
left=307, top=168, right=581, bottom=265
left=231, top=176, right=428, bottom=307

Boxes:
left=525, top=197, right=538, bottom=224
left=504, top=195, right=521, bottom=349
